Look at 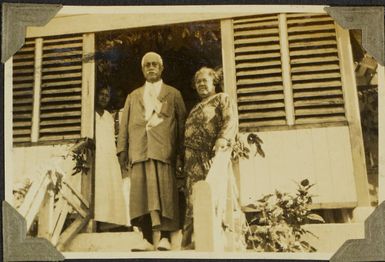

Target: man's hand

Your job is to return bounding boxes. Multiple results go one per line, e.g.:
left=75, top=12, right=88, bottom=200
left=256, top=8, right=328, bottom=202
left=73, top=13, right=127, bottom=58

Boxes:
left=213, top=138, right=229, bottom=152
left=118, top=151, right=128, bottom=171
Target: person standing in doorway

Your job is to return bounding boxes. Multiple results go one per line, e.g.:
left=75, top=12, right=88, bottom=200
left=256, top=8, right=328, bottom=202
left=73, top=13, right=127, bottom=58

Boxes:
left=117, top=52, right=186, bottom=251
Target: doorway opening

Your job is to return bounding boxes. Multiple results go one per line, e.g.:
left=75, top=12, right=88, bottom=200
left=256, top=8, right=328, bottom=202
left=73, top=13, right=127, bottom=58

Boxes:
left=95, top=21, right=222, bottom=113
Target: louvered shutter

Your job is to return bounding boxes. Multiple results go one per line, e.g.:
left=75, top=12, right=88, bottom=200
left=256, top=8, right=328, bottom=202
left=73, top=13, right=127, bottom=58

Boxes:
left=232, top=13, right=347, bottom=131
left=39, top=34, right=83, bottom=141
left=233, top=14, right=287, bottom=129
left=287, top=13, right=346, bottom=124
left=12, top=39, right=35, bottom=144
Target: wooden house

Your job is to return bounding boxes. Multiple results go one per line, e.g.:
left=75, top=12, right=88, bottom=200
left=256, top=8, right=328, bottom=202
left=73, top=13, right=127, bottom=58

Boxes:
left=4, top=5, right=377, bottom=252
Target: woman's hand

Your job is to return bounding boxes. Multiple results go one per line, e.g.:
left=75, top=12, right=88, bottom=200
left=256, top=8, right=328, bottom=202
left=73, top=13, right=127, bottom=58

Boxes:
left=213, top=138, right=229, bottom=152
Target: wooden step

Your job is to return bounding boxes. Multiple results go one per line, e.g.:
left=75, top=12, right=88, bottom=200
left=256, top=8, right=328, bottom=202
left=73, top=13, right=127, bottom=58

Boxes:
left=63, top=232, right=144, bottom=252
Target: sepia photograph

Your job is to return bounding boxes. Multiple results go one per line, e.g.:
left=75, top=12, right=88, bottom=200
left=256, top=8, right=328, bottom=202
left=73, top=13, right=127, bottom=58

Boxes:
left=2, top=2, right=384, bottom=261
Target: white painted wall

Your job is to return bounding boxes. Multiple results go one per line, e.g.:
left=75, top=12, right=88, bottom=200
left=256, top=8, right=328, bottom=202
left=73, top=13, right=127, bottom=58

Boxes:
left=12, top=144, right=81, bottom=194
left=238, top=126, right=358, bottom=209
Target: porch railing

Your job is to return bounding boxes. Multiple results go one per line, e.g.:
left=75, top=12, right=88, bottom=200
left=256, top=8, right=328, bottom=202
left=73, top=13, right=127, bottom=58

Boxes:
left=193, top=150, right=245, bottom=252
left=16, top=139, right=93, bottom=250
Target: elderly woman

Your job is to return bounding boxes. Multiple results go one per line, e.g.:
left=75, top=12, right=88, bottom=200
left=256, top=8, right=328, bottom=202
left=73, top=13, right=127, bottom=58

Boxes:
left=182, top=67, right=238, bottom=247
left=94, top=87, right=128, bottom=229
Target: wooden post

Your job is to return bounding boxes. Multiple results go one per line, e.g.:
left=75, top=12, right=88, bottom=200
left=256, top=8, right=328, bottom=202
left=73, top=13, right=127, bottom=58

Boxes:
left=37, top=190, right=55, bottom=239
left=379, top=65, right=385, bottom=204
left=224, top=165, right=236, bottom=251
left=278, top=13, right=295, bottom=126
left=335, top=24, right=370, bottom=207
left=4, top=57, right=13, bottom=204
left=194, top=181, right=223, bottom=252
left=31, top=38, right=43, bottom=142
left=81, top=33, right=96, bottom=232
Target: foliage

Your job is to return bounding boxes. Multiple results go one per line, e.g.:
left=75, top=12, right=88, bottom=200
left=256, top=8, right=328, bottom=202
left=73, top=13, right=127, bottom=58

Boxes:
left=231, top=133, right=265, bottom=161
left=13, top=179, right=32, bottom=209
left=71, top=138, right=95, bottom=176
left=246, top=179, right=325, bottom=252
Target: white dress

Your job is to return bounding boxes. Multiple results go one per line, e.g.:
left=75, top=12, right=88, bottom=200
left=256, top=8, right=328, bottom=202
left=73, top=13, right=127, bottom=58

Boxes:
left=94, top=110, right=127, bottom=225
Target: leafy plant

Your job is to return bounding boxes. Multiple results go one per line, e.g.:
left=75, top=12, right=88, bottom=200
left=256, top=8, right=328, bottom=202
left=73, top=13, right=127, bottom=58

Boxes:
left=231, top=133, right=265, bottom=161
left=71, top=138, right=95, bottom=176
left=246, top=179, right=325, bottom=252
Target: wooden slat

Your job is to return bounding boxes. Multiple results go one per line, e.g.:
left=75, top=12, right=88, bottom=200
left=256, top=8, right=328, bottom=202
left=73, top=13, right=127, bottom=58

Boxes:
left=42, top=51, right=83, bottom=59
left=39, top=111, right=82, bottom=118
left=13, top=136, right=31, bottom=143
left=41, top=72, right=82, bottom=80
left=13, top=68, right=34, bottom=74
left=237, top=84, right=283, bottom=93
left=13, top=98, right=33, bottom=105
left=233, top=20, right=278, bottom=30
left=236, top=67, right=282, bottom=77
left=40, top=118, right=81, bottom=126
left=235, top=44, right=280, bottom=53
left=41, top=79, right=82, bottom=88
left=39, top=134, right=80, bottom=141
left=13, top=53, right=35, bottom=60
left=41, top=87, right=82, bottom=95
left=291, top=72, right=341, bottom=81
left=13, top=121, right=32, bottom=127
left=40, top=126, right=81, bottom=133
left=235, top=52, right=281, bottom=61
left=293, top=81, right=343, bottom=90
left=293, top=89, right=343, bottom=98
left=43, top=36, right=82, bottom=44
left=13, top=129, right=32, bottom=135
left=60, top=187, right=88, bottom=218
left=287, top=16, right=334, bottom=24
left=235, top=60, right=282, bottom=69
left=62, top=180, right=90, bottom=208
left=13, top=61, right=35, bottom=67
left=39, top=104, right=81, bottom=111
left=239, top=119, right=287, bottom=127
left=238, top=93, right=284, bottom=102
left=288, top=24, right=335, bottom=33
left=295, top=107, right=345, bottom=116
left=13, top=82, right=34, bottom=89
left=291, top=64, right=340, bottom=73
left=43, top=42, right=82, bottom=51
left=13, top=90, right=34, bottom=97
left=40, top=96, right=81, bottom=103
left=56, top=215, right=90, bottom=250
left=286, top=13, right=330, bottom=19
left=234, top=27, right=279, bottom=37
left=237, top=76, right=282, bottom=85
left=234, top=36, right=280, bottom=45
left=289, top=40, right=337, bottom=48
left=13, top=75, right=35, bottom=82
left=288, top=32, right=336, bottom=41
left=290, top=56, right=339, bottom=65
left=290, top=47, right=338, bottom=56
left=295, top=116, right=346, bottom=124
left=51, top=202, right=70, bottom=246
left=42, top=65, right=82, bottom=73
left=294, top=97, right=344, bottom=107
left=240, top=111, right=287, bottom=121
left=233, top=15, right=278, bottom=24
left=42, top=57, right=82, bottom=65
left=13, top=113, right=32, bottom=120
left=238, top=102, right=285, bottom=110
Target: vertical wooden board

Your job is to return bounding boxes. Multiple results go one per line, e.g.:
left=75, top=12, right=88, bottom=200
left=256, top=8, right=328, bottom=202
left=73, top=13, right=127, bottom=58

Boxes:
left=251, top=132, right=272, bottom=201
left=5, top=58, right=13, bottom=203
left=310, top=128, right=333, bottom=204
left=239, top=132, right=271, bottom=205
left=31, top=38, right=42, bottom=143
left=294, top=129, right=317, bottom=192
left=326, top=127, right=357, bottom=204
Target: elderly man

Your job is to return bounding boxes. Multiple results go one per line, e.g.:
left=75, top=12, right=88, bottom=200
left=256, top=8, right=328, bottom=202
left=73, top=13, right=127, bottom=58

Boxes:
left=117, top=52, right=186, bottom=251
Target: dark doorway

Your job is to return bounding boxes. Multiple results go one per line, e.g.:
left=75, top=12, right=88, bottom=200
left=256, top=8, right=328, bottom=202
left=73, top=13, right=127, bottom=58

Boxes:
left=95, top=21, right=222, bottom=113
